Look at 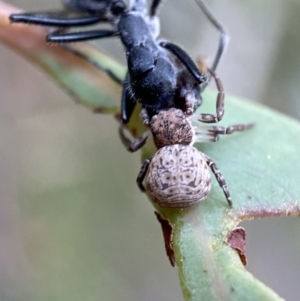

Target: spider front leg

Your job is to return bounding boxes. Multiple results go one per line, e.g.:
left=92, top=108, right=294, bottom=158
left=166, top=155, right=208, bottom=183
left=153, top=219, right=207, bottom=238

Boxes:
left=198, top=68, right=225, bottom=123
left=118, top=125, right=149, bottom=152
left=194, top=122, right=254, bottom=142
left=206, top=123, right=254, bottom=139
left=203, top=154, right=232, bottom=207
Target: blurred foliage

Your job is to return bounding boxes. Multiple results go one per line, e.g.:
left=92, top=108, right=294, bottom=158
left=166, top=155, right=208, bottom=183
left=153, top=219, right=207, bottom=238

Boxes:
left=1, top=1, right=300, bottom=301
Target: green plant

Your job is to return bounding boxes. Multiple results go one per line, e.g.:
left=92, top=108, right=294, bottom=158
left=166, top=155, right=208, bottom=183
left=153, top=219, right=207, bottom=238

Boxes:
left=1, top=2, right=299, bottom=300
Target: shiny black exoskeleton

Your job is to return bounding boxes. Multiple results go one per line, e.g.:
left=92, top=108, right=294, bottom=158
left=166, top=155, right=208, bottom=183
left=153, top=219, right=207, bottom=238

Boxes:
left=10, top=0, right=228, bottom=125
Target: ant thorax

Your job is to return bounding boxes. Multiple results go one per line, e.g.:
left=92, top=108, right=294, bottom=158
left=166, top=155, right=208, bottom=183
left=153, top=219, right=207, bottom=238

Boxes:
left=146, top=108, right=212, bottom=208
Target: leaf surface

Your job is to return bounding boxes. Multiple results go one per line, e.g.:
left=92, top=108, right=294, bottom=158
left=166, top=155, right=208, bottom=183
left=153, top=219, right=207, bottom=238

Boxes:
left=155, top=93, right=300, bottom=300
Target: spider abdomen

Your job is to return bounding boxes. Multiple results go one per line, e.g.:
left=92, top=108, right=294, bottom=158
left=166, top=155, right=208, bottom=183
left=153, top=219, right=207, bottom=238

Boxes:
left=146, top=144, right=211, bottom=208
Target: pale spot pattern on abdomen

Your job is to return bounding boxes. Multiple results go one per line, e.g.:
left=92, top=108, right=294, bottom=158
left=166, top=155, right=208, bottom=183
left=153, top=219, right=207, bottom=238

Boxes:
left=146, top=144, right=211, bottom=208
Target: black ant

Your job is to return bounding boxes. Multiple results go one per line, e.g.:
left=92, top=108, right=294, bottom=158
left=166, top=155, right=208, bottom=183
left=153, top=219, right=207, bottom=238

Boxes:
left=10, top=0, right=228, bottom=127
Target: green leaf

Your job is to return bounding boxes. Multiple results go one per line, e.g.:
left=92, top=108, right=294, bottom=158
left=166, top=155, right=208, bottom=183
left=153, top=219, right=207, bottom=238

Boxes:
left=1, top=2, right=299, bottom=300
left=151, top=92, right=300, bottom=301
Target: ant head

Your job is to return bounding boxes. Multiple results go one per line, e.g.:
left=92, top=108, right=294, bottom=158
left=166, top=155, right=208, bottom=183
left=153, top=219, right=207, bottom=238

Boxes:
left=111, top=0, right=126, bottom=15
left=150, top=108, right=194, bottom=149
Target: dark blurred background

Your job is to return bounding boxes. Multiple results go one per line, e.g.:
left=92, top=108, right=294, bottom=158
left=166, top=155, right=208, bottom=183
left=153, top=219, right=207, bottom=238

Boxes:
left=0, top=0, right=300, bottom=300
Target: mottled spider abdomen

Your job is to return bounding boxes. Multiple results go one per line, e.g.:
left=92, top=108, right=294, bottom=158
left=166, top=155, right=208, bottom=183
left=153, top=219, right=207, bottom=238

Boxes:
left=146, top=144, right=211, bottom=208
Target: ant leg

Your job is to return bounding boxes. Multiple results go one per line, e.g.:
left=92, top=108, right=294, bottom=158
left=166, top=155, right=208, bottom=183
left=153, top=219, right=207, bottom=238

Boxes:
left=11, top=14, right=123, bottom=86
left=118, top=125, right=149, bottom=153
left=198, top=68, right=224, bottom=123
left=34, top=27, right=123, bottom=86
left=203, top=154, right=232, bottom=207
left=150, top=0, right=163, bottom=17
left=193, top=0, right=229, bottom=90
left=160, top=41, right=206, bottom=84
left=10, top=12, right=100, bottom=27
left=47, top=29, right=117, bottom=43
left=121, top=74, right=136, bottom=123
left=61, top=43, right=124, bottom=86
left=137, top=158, right=152, bottom=192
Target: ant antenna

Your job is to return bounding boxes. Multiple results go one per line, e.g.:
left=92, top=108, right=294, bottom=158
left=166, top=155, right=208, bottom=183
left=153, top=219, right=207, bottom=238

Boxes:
left=194, top=0, right=229, bottom=90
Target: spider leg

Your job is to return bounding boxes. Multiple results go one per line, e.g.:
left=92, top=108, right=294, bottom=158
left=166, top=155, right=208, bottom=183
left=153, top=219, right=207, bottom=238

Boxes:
left=193, top=0, right=229, bottom=91
left=194, top=131, right=219, bottom=143
left=47, top=29, right=117, bottom=43
left=198, top=68, right=224, bottom=123
left=203, top=154, right=232, bottom=207
left=136, top=158, right=152, bottom=192
left=194, top=122, right=254, bottom=143
left=206, top=123, right=254, bottom=140
left=118, top=125, right=149, bottom=153
left=9, top=12, right=101, bottom=27
left=194, top=123, right=254, bottom=143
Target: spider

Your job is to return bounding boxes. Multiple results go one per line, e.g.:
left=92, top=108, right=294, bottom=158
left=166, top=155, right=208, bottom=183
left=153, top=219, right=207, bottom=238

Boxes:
left=118, top=84, right=253, bottom=265
left=10, top=0, right=229, bottom=126
left=120, top=107, right=254, bottom=208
